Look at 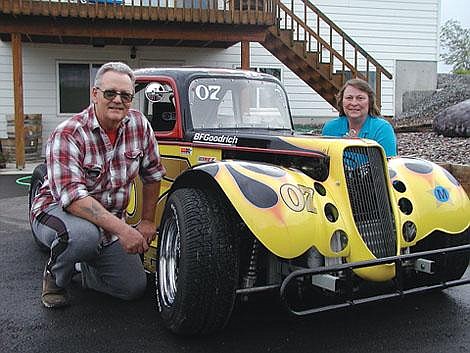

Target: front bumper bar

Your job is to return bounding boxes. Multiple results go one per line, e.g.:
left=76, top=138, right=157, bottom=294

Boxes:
left=279, top=244, right=470, bottom=316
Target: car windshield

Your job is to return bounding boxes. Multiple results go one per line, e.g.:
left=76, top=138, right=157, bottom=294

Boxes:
left=189, top=77, right=292, bottom=130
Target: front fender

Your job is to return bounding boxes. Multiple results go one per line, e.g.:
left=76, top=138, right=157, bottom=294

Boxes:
left=193, top=160, right=351, bottom=259
left=388, top=157, right=470, bottom=245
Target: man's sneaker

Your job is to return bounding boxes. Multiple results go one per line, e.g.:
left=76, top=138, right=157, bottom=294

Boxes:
left=42, top=269, right=70, bottom=308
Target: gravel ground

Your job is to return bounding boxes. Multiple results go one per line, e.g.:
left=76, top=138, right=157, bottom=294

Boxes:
left=394, top=74, right=470, bottom=166
left=397, top=131, right=469, bottom=165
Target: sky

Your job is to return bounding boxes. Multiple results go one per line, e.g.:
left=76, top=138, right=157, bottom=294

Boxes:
left=441, top=0, right=470, bottom=27
left=438, top=0, right=470, bottom=72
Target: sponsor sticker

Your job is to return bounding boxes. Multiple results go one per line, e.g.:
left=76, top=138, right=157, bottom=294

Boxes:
left=180, top=147, right=192, bottom=155
left=198, top=156, right=217, bottom=163
left=433, top=185, right=450, bottom=202
left=193, top=133, right=238, bottom=145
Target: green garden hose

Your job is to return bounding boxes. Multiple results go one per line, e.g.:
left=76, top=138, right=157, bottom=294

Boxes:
left=16, top=175, right=32, bottom=187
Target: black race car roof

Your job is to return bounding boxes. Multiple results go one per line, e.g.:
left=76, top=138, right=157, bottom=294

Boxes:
left=133, top=67, right=279, bottom=83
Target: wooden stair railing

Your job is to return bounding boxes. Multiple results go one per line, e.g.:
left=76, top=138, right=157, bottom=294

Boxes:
left=263, top=0, right=392, bottom=108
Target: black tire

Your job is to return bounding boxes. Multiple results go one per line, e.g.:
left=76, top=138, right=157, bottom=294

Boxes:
left=28, top=163, right=49, bottom=252
left=156, top=188, right=240, bottom=335
left=411, top=229, right=470, bottom=283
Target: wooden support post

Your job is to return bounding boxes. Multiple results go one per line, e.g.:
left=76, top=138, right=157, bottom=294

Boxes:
left=12, top=33, right=25, bottom=170
left=375, top=70, right=382, bottom=111
left=241, top=41, right=250, bottom=70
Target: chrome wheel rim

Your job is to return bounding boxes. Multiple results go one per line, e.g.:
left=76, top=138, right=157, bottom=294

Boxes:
left=158, top=204, right=180, bottom=307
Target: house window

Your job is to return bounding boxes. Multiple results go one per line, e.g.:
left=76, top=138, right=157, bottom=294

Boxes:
left=58, top=63, right=103, bottom=114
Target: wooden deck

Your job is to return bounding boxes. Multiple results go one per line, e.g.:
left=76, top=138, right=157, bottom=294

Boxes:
left=0, top=0, right=275, bottom=47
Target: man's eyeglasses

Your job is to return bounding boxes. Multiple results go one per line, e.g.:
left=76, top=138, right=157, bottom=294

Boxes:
left=96, top=87, right=134, bottom=104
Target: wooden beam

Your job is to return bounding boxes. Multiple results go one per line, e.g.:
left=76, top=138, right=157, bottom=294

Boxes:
left=12, top=32, right=25, bottom=169
left=241, top=41, right=250, bottom=70
left=0, top=16, right=268, bottom=43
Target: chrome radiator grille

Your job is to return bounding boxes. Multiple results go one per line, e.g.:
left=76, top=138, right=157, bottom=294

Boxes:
left=343, top=147, right=396, bottom=258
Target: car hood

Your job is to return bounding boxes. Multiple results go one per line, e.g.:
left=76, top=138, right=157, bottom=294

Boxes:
left=187, top=129, right=383, bottom=157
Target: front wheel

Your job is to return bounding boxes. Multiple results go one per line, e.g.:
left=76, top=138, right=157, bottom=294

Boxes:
left=156, top=188, right=240, bottom=335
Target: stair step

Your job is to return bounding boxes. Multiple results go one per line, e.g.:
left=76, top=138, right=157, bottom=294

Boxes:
left=278, top=28, right=293, bottom=44
left=317, top=62, right=331, bottom=78
left=292, top=40, right=306, bottom=56
left=305, top=51, right=318, bottom=66
left=331, top=72, right=344, bottom=88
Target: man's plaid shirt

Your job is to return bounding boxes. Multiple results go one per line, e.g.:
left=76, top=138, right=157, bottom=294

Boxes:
left=31, top=104, right=166, bottom=220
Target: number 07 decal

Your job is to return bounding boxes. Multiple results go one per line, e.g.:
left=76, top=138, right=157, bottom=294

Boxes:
left=195, top=84, right=221, bottom=101
left=280, top=184, right=317, bottom=213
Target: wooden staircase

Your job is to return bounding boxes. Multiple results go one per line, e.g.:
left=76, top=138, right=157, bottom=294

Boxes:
left=262, top=0, right=392, bottom=108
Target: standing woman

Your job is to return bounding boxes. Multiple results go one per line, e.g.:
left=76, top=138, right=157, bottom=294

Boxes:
left=322, top=78, right=397, bottom=157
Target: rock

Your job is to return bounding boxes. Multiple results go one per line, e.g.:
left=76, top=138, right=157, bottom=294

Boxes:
left=433, top=99, right=470, bottom=137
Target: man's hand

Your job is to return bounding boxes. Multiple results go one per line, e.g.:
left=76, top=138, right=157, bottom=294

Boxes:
left=136, top=219, right=157, bottom=246
left=118, top=225, right=149, bottom=254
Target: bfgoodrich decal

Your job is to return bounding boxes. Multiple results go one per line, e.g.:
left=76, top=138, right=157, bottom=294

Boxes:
left=193, top=133, right=238, bottom=145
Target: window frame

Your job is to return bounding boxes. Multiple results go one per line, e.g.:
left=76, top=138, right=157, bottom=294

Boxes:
left=56, top=61, right=105, bottom=116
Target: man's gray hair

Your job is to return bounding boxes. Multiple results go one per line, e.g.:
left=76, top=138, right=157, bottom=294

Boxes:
left=94, top=62, right=135, bottom=88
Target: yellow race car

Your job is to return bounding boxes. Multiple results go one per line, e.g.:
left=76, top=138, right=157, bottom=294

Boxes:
left=30, top=68, right=470, bottom=335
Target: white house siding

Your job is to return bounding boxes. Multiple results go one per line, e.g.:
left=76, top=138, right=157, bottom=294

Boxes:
left=0, top=41, right=12, bottom=140
left=0, top=0, right=440, bottom=148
